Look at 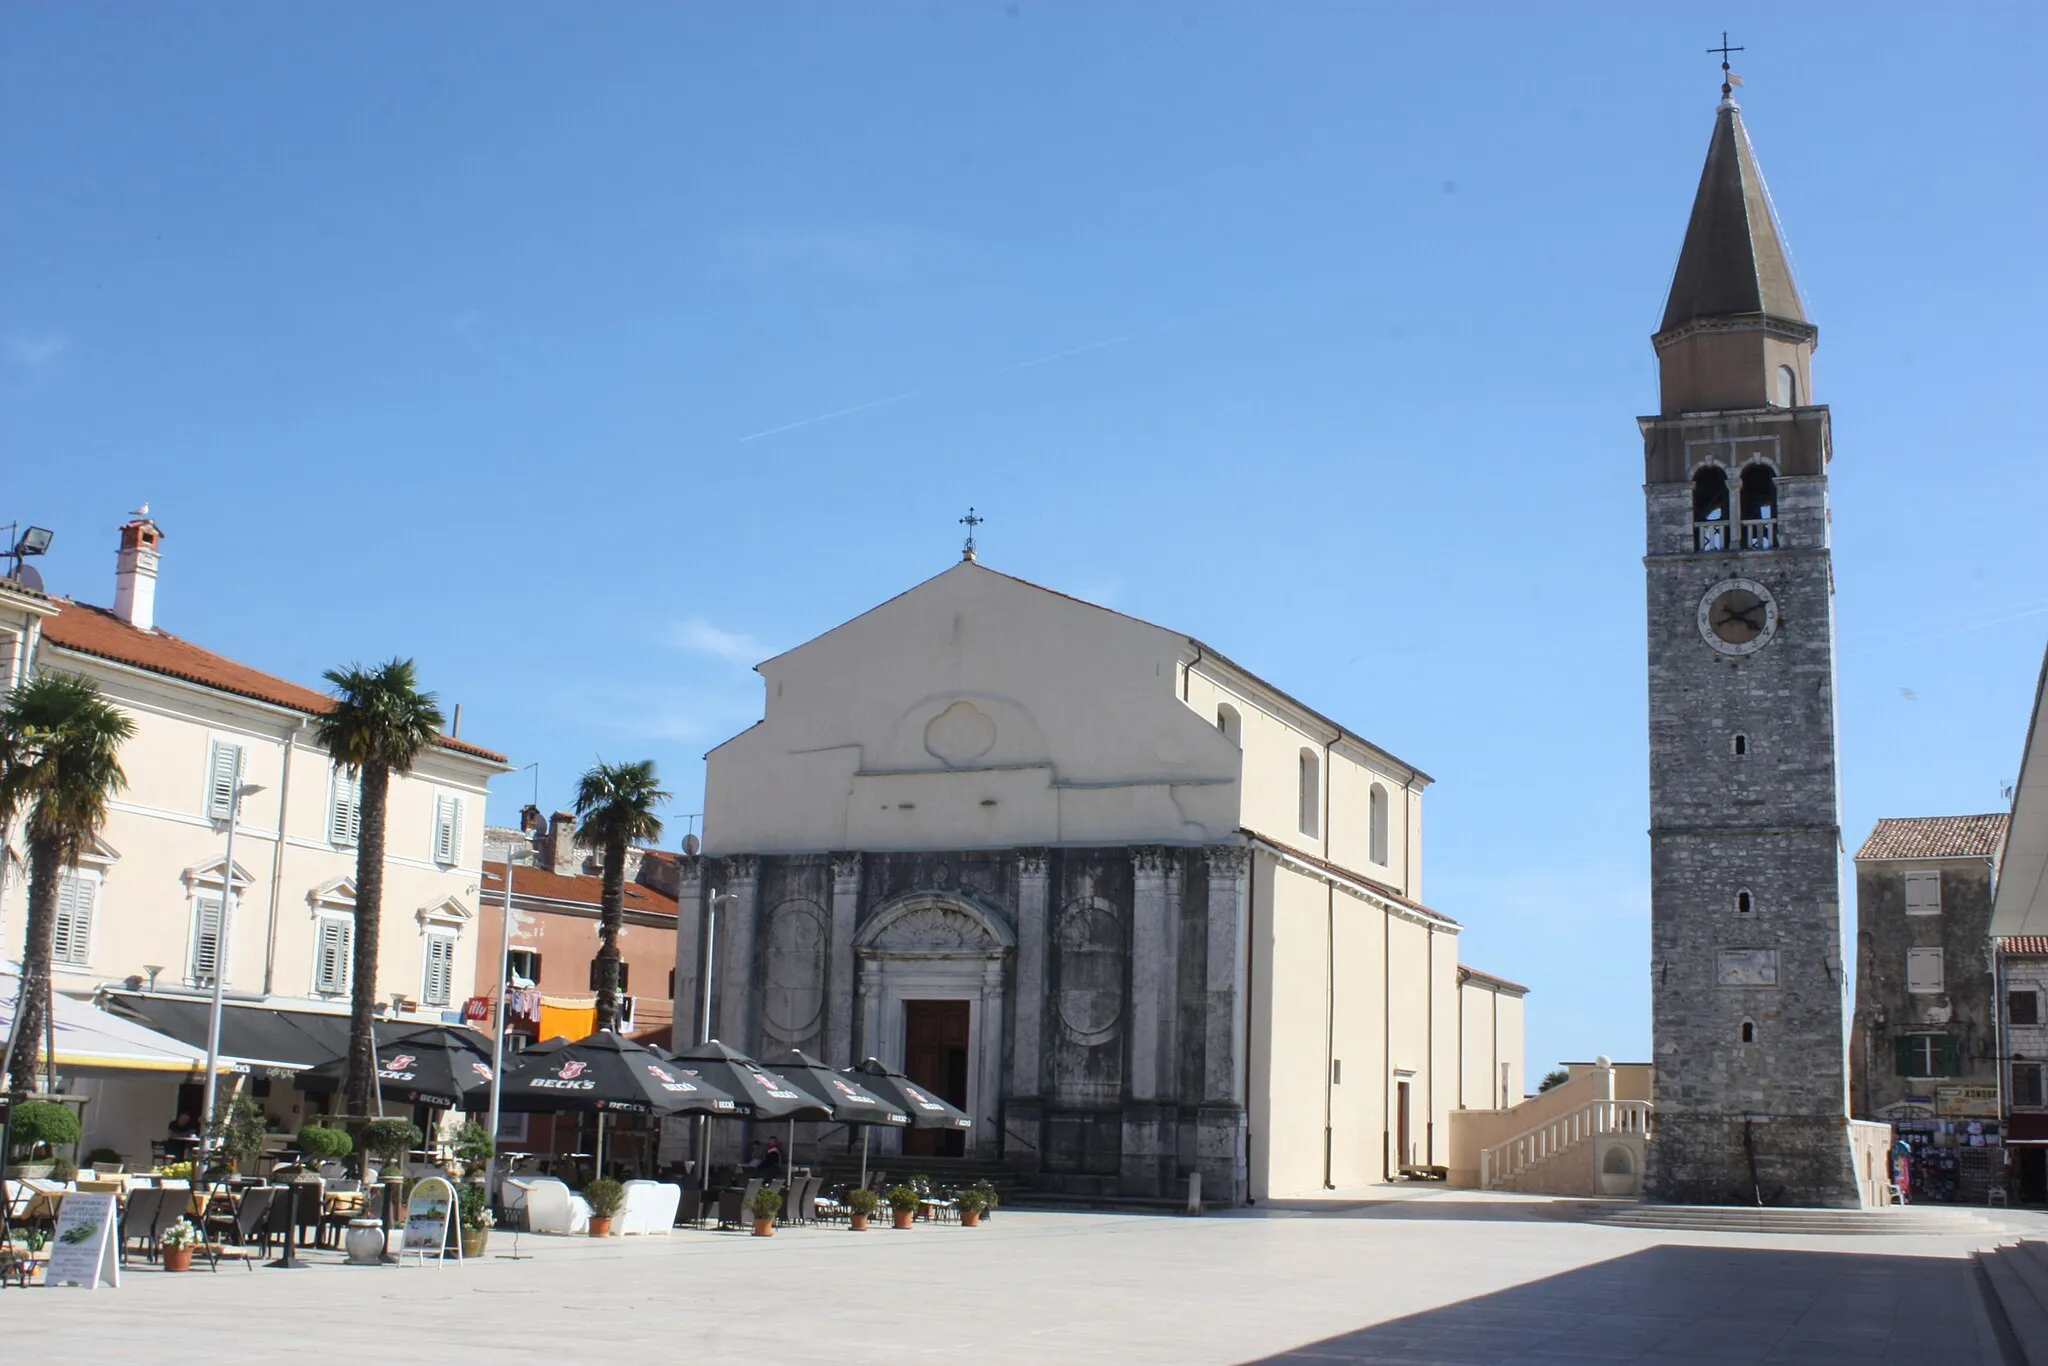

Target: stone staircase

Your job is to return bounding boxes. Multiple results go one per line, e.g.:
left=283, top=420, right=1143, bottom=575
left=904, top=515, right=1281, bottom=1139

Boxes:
left=1974, top=1240, right=2048, bottom=1364
left=1576, top=1201, right=2024, bottom=1236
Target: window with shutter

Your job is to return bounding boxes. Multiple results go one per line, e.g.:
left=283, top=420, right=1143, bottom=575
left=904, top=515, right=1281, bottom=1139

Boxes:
left=206, top=741, right=247, bottom=821
left=329, top=769, right=362, bottom=846
left=587, top=958, right=630, bottom=993
left=2016, top=1064, right=2047, bottom=1109
left=1896, top=1033, right=1952, bottom=1077
left=422, top=933, right=456, bottom=1007
left=1904, top=871, right=1942, bottom=916
left=190, top=895, right=224, bottom=984
left=507, top=949, right=541, bottom=986
left=52, top=871, right=97, bottom=966
left=315, top=916, right=353, bottom=995
left=2012, top=992, right=2042, bottom=1027
left=1907, top=947, right=1945, bottom=994
left=434, top=795, right=463, bottom=864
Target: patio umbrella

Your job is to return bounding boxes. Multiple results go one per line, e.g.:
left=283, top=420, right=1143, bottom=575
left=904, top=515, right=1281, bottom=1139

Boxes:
left=300, top=1024, right=496, bottom=1110
left=845, top=1057, right=972, bottom=1188
left=667, top=1039, right=818, bottom=1202
left=766, top=1049, right=909, bottom=1188
left=496, top=1030, right=744, bottom=1171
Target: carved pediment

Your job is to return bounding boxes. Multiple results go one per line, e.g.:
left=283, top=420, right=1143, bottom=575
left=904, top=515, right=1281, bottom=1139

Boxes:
left=855, top=891, right=1013, bottom=956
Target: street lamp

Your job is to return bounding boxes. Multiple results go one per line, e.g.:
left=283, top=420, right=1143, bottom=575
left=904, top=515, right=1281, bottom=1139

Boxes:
left=485, top=759, right=540, bottom=1209
left=200, top=765, right=265, bottom=1167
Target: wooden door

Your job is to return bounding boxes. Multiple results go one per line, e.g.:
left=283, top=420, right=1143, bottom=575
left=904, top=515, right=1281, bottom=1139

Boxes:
left=903, top=999, right=970, bottom=1157
left=1396, top=1079, right=1412, bottom=1171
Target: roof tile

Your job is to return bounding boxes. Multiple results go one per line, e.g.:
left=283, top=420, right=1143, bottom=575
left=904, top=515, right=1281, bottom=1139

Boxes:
left=1999, top=937, right=2048, bottom=957
left=1854, top=814, right=2008, bottom=862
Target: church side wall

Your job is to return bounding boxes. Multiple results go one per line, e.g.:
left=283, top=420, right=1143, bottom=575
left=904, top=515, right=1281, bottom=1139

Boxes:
left=1253, top=859, right=1334, bottom=1198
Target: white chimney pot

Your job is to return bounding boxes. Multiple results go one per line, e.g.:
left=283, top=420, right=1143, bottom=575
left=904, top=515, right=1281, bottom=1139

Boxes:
left=113, top=515, right=162, bottom=631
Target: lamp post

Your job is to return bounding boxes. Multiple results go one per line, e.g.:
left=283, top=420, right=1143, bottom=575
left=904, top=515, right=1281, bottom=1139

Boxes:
left=485, top=761, right=539, bottom=1207
left=695, top=889, right=732, bottom=1199
left=200, top=764, right=265, bottom=1168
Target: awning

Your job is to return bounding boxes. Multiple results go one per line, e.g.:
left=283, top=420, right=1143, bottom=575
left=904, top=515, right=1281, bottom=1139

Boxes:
left=2006, top=1114, right=2048, bottom=1144
left=101, top=992, right=345, bottom=1074
left=0, top=971, right=237, bottom=1077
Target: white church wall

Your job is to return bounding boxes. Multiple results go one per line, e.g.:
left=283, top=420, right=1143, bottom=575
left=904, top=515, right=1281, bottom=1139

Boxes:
left=1250, top=855, right=1331, bottom=1199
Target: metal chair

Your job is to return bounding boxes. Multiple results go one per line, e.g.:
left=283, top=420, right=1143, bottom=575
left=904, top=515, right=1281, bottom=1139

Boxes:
left=118, top=1187, right=164, bottom=1265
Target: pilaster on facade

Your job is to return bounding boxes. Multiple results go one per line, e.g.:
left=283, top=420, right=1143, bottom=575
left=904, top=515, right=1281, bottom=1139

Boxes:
left=1009, top=848, right=1051, bottom=1100
left=672, top=855, right=705, bottom=1048
left=826, top=852, right=862, bottom=1066
left=1128, top=846, right=1172, bottom=1102
left=715, top=854, right=759, bottom=1051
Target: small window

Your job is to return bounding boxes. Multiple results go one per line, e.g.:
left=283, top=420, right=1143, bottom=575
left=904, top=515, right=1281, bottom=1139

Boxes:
left=668, top=967, right=676, bottom=998
left=1732, top=733, right=1748, bottom=757
left=1368, top=783, right=1390, bottom=866
left=1739, top=463, right=1777, bottom=524
left=589, top=958, right=630, bottom=993
left=190, top=895, right=225, bottom=985
left=1216, top=704, right=1242, bottom=747
left=2015, top=1063, right=2047, bottom=1109
left=1904, top=871, right=1942, bottom=917
left=1896, top=1033, right=1960, bottom=1077
left=1297, top=749, right=1320, bottom=840
left=315, top=915, right=353, bottom=996
left=329, top=767, right=362, bottom=847
left=506, top=948, right=541, bottom=986
left=422, top=933, right=457, bottom=1008
left=1736, top=890, right=1754, bottom=916
left=206, top=740, right=248, bottom=821
left=1775, top=365, right=1798, bottom=408
left=433, top=794, right=465, bottom=865
left=1331, top=1058, right=1343, bottom=1084
left=1739, top=1020, right=1756, bottom=1044
left=1906, top=947, right=1945, bottom=994
left=53, top=870, right=98, bottom=967
left=2011, top=991, right=2041, bottom=1027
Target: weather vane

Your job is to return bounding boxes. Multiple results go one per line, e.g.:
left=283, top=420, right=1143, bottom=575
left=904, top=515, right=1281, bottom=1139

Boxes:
left=959, top=506, right=984, bottom=562
left=1708, top=31, right=1745, bottom=99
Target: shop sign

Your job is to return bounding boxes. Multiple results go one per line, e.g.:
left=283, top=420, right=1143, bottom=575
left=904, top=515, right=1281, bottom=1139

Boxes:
left=402, top=1175, right=459, bottom=1265
left=1936, top=1085, right=1999, bottom=1118
left=44, top=1192, right=119, bottom=1289
left=462, top=996, right=491, bottom=1022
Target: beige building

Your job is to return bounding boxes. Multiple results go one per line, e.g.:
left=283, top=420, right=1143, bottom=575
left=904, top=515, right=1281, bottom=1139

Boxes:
left=1456, top=966, right=1527, bottom=1113
left=678, top=555, right=1529, bottom=1202
left=1, top=515, right=507, bottom=1154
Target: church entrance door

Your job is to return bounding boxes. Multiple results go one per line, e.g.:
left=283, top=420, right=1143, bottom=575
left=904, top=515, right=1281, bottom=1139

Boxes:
left=903, top=999, right=970, bottom=1157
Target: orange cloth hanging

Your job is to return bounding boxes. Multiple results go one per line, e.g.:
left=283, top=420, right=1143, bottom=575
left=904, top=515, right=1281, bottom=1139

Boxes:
left=538, top=999, right=596, bottom=1041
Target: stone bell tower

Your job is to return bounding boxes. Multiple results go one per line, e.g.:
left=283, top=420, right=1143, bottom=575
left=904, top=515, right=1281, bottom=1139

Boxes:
left=1640, top=83, right=1860, bottom=1206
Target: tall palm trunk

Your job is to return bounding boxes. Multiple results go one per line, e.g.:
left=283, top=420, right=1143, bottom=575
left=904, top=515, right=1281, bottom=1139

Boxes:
left=345, top=761, right=391, bottom=1116
left=592, top=831, right=627, bottom=1032
left=4, top=835, right=61, bottom=1096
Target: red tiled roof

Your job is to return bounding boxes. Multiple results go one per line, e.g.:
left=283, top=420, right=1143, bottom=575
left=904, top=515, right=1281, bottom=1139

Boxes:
left=1244, top=832, right=1459, bottom=926
left=480, top=860, right=678, bottom=917
left=1999, top=937, right=2048, bottom=957
left=1458, top=965, right=1530, bottom=995
left=1855, top=814, right=2008, bottom=862
left=41, top=601, right=506, bottom=763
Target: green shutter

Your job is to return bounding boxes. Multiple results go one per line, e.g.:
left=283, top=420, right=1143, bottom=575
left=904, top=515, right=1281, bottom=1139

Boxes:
left=1895, top=1035, right=1917, bottom=1076
left=1938, top=1035, right=1963, bottom=1077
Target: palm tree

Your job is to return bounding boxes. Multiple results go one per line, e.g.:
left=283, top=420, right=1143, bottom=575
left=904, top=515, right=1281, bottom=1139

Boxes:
left=316, top=659, right=444, bottom=1116
left=574, top=760, right=668, bottom=1032
left=0, top=675, right=134, bottom=1097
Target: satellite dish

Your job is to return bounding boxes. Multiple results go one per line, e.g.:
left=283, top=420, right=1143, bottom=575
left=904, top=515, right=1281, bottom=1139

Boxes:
left=682, top=833, right=701, bottom=856
left=9, top=563, right=43, bottom=592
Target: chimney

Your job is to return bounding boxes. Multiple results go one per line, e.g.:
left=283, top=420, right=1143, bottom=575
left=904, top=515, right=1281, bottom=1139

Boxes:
left=113, top=510, right=163, bottom=631
left=547, top=810, right=580, bottom=876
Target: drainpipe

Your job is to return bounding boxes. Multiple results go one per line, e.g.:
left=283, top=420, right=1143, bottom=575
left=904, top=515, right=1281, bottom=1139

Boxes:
left=263, top=717, right=307, bottom=996
left=1382, top=904, right=1392, bottom=1182
left=1323, top=879, right=1335, bottom=1189
left=1181, top=644, right=1203, bottom=702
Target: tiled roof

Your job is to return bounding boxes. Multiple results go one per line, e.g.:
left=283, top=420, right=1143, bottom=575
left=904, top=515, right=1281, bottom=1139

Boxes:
left=1458, top=965, right=1529, bottom=996
left=1855, top=814, right=2008, bottom=862
left=1999, top=937, right=2048, bottom=957
left=41, top=601, right=506, bottom=763
left=480, top=860, right=678, bottom=917
left=1244, top=832, right=1459, bottom=927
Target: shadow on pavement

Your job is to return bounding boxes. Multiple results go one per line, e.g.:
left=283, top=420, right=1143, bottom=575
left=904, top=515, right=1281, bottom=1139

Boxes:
left=1235, top=1243, right=2000, bottom=1364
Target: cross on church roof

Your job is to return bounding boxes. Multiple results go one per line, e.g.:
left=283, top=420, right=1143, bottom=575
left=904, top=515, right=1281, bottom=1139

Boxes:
left=1708, top=31, right=1745, bottom=99
left=959, top=507, right=984, bottom=562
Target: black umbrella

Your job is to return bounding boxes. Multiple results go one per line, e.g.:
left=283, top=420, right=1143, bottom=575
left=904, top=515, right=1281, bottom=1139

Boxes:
left=301, top=1024, right=496, bottom=1110
left=846, top=1057, right=972, bottom=1187
left=667, top=1039, right=820, bottom=1202
left=767, top=1049, right=909, bottom=1188
left=497, top=1030, right=744, bottom=1171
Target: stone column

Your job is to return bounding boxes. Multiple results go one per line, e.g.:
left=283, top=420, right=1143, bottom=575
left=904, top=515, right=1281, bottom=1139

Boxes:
left=1198, top=845, right=1251, bottom=1206
left=1009, top=850, right=1051, bottom=1098
left=826, top=853, right=862, bottom=1065
left=716, top=855, right=759, bottom=1051
left=855, top=956, right=883, bottom=1066
left=1122, top=846, right=1172, bottom=1196
left=672, top=855, right=705, bottom=1048
left=976, top=957, right=1006, bottom=1155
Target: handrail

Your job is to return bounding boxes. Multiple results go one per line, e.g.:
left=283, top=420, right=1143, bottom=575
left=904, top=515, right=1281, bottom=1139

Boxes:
left=1480, top=1099, right=1652, bottom=1190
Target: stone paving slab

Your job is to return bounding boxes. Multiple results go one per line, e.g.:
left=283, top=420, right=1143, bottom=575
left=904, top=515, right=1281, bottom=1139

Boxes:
left=0, top=1192, right=2014, bottom=1364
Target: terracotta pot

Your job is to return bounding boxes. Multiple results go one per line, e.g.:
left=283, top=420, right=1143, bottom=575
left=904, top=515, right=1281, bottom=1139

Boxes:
left=163, top=1246, right=194, bottom=1273
left=849, top=1213, right=869, bottom=1232
left=588, top=1216, right=614, bottom=1237
left=961, top=1209, right=982, bottom=1227
left=891, top=1209, right=915, bottom=1230
left=460, top=1228, right=489, bottom=1258
left=751, top=1218, right=774, bottom=1238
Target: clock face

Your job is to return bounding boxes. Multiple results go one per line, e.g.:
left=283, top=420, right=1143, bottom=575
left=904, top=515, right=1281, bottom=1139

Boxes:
left=1698, top=578, right=1779, bottom=655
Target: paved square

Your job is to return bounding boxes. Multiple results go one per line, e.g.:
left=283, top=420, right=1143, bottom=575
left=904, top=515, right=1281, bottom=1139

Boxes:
left=3, top=1192, right=2020, bottom=1364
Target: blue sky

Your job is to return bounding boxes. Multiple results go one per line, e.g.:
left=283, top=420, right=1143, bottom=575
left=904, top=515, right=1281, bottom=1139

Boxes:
left=4, top=5, right=2043, bottom=1078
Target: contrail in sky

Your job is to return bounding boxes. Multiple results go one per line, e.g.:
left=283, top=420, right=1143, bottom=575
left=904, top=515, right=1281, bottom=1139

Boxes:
left=738, top=329, right=1142, bottom=443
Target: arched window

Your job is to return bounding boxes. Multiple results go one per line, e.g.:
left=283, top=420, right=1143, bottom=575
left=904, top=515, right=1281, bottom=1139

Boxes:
left=1732, top=733, right=1749, bottom=757
left=1368, top=783, right=1390, bottom=866
left=1740, top=464, right=1777, bottom=549
left=1775, top=365, right=1798, bottom=408
left=1736, top=889, right=1754, bottom=916
left=1216, top=704, right=1242, bottom=747
left=1692, top=466, right=1730, bottom=550
left=1740, top=1019, right=1757, bottom=1044
left=1297, top=748, right=1320, bottom=840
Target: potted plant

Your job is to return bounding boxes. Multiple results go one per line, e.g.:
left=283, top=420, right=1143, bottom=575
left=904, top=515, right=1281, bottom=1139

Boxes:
left=746, top=1184, right=782, bottom=1237
left=5, top=1100, right=79, bottom=1178
left=159, top=1219, right=200, bottom=1272
left=885, top=1184, right=922, bottom=1230
left=295, top=1123, right=353, bottom=1166
left=451, top=1119, right=494, bottom=1180
left=458, top=1182, right=493, bottom=1257
left=845, top=1186, right=881, bottom=1232
left=207, top=1094, right=268, bottom=1180
left=358, top=1118, right=423, bottom=1170
left=49, top=1154, right=77, bottom=1183
left=583, top=1177, right=625, bottom=1236
left=954, top=1185, right=989, bottom=1228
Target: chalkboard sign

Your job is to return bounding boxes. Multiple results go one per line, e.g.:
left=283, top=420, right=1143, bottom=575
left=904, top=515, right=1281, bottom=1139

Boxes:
left=45, top=1192, right=120, bottom=1290
left=402, top=1175, right=458, bottom=1265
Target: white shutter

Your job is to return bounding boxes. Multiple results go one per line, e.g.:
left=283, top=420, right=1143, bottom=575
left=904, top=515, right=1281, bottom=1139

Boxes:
left=191, top=895, right=224, bottom=983
left=422, top=934, right=455, bottom=1007
left=329, top=769, right=362, bottom=846
left=53, top=872, right=95, bottom=966
left=316, top=916, right=353, bottom=995
left=434, top=795, right=462, bottom=864
left=1905, top=871, right=1942, bottom=916
left=1907, top=947, right=1945, bottom=994
left=206, top=742, right=245, bottom=820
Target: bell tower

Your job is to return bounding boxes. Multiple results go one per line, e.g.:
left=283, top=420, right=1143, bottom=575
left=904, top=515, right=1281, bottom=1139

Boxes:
left=1640, top=83, right=1860, bottom=1206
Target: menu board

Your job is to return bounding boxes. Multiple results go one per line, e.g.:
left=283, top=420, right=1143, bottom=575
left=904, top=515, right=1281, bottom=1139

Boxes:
left=402, top=1176, right=457, bottom=1264
left=45, top=1192, right=119, bottom=1289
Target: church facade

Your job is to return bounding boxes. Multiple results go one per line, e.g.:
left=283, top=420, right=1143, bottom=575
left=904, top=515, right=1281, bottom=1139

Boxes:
left=1641, top=87, right=1861, bottom=1205
left=670, top=559, right=1517, bottom=1203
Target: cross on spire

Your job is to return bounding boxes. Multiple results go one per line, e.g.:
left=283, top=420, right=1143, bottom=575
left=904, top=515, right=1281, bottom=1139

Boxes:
left=959, top=506, right=984, bottom=562
left=1708, top=31, right=1744, bottom=99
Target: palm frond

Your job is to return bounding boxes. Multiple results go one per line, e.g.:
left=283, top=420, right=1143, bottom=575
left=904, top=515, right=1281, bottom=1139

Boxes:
left=0, top=674, right=134, bottom=866
left=315, top=657, right=445, bottom=775
left=573, top=758, right=669, bottom=847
